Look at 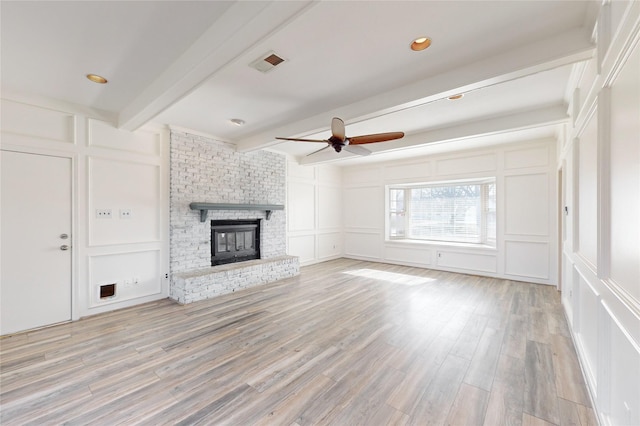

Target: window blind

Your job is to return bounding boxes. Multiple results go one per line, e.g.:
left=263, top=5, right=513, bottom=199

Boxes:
left=388, top=179, right=496, bottom=245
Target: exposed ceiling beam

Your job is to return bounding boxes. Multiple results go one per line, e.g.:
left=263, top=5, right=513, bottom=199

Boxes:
left=117, top=0, right=315, bottom=131
left=238, top=28, right=594, bottom=153
left=299, top=103, right=568, bottom=166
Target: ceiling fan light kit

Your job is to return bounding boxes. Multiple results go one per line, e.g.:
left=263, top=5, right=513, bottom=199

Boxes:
left=276, top=117, right=405, bottom=157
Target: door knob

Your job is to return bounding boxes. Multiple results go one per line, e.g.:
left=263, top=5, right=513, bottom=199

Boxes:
left=60, top=245, right=70, bottom=251
left=60, top=234, right=69, bottom=239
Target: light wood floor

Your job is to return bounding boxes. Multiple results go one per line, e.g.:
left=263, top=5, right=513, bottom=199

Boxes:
left=1, top=259, right=597, bottom=425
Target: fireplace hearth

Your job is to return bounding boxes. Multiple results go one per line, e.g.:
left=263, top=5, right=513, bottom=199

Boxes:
left=211, top=219, right=261, bottom=266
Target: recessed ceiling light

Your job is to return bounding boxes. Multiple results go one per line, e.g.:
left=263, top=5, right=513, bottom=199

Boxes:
left=86, top=74, right=108, bottom=84
left=410, top=37, right=431, bottom=51
left=229, top=118, right=245, bottom=126
left=448, top=94, right=464, bottom=100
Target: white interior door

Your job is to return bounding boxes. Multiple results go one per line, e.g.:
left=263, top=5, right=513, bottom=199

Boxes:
left=1, top=150, right=72, bottom=335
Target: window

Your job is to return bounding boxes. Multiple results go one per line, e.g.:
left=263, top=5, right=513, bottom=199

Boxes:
left=388, top=178, right=496, bottom=246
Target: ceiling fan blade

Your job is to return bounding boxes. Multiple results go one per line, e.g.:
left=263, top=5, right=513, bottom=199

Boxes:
left=348, top=132, right=405, bottom=145
left=275, top=137, right=329, bottom=143
left=344, top=144, right=371, bottom=156
left=331, top=117, right=346, bottom=142
left=306, top=144, right=332, bottom=156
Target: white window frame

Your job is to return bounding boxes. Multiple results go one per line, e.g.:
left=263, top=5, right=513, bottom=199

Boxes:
left=386, top=177, right=496, bottom=247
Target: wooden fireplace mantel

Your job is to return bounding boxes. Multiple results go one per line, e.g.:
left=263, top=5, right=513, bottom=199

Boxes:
left=189, top=203, right=284, bottom=222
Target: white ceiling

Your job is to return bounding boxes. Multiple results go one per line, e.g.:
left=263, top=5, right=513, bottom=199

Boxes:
left=1, top=1, right=597, bottom=166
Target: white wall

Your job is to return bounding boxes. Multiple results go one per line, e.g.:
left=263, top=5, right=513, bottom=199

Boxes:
left=341, top=139, right=557, bottom=284
left=287, top=161, right=342, bottom=265
left=560, top=2, right=640, bottom=425
left=0, top=97, right=170, bottom=319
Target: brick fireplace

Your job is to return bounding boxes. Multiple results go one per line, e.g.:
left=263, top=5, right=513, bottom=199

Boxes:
left=168, top=131, right=299, bottom=304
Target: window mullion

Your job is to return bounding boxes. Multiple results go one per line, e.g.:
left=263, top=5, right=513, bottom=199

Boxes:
left=404, top=188, right=411, bottom=238
left=480, top=183, right=488, bottom=244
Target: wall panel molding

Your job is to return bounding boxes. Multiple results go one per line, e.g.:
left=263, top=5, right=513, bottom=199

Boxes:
left=341, top=138, right=556, bottom=284
left=1, top=99, right=76, bottom=146
left=88, top=249, right=162, bottom=308
left=504, top=145, right=550, bottom=169
left=504, top=241, right=550, bottom=279
left=384, top=244, right=432, bottom=267
left=504, top=173, right=550, bottom=237
left=87, top=157, right=162, bottom=247
left=1, top=97, right=170, bottom=321
left=435, top=153, right=496, bottom=176
left=287, top=181, right=316, bottom=232
left=435, top=250, right=497, bottom=273
left=88, top=118, right=161, bottom=155
left=287, top=162, right=343, bottom=266
left=344, top=231, right=383, bottom=259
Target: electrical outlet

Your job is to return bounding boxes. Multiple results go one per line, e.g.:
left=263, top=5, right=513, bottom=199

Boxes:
left=123, top=278, right=132, bottom=288
left=133, top=276, right=140, bottom=285
left=96, top=209, right=112, bottom=219
left=120, top=209, right=132, bottom=219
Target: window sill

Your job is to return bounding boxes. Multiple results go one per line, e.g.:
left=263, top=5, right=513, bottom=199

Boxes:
left=385, top=238, right=497, bottom=251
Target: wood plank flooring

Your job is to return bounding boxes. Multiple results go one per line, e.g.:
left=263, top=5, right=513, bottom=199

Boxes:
left=0, top=259, right=597, bottom=425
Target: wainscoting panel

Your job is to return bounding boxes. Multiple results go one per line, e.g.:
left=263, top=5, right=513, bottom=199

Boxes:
left=318, top=232, right=342, bottom=260
left=88, top=249, right=162, bottom=308
left=88, top=119, right=161, bottom=156
left=1, top=99, right=75, bottom=144
left=504, top=173, right=549, bottom=237
left=504, top=145, right=549, bottom=170
left=608, top=37, right=640, bottom=302
left=575, top=267, right=600, bottom=389
left=317, top=164, right=341, bottom=184
left=561, top=253, right=575, bottom=325
left=288, top=161, right=316, bottom=180
left=504, top=241, right=550, bottom=280
left=288, top=234, right=316, bottom=264
left=384, top=244, right=432, bottom=267
left=605, top=302, right=640, bottom=426
left=384, top=161, right=430, bottom=181
left=343, top=186, right=382, bottom=229
left=561, top=6, right=640, bottom=423
left=576, top=108, right=598, bottom=269
left=286, top=162, right=342, bottom=266
left=318, top=185, right=341, bottom=230
left=0, top=98, right=170, bottom=322
left=344, top=232, right=382, bottom=259
left=287, top=181, right=316, bottom=232
left=88, top=157, right=161, bottom=246
left=343, top=167, right=382, bottom=185
left=435, top=153, right=496, bottom=176
left=435, top=250, right=497, bottom=273
left=341, top=139, right=556, bottom=284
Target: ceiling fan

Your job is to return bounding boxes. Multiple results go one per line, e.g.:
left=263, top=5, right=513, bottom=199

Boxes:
left=276, top=117, right=404, bottom=156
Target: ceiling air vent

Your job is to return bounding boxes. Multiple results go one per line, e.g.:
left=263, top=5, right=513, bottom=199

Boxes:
left=249, top=51, right=286, bottom=73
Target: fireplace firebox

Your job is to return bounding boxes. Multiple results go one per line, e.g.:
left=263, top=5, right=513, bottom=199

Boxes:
left=211, top=219, right=261, bottom=266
